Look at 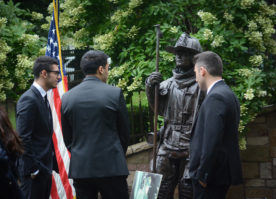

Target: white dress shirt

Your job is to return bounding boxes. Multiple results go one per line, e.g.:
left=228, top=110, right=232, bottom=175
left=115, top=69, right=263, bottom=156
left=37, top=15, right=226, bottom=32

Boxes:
left=33, top=81, right=47, bottom=98
left=207, top=79, right=223, bottom=95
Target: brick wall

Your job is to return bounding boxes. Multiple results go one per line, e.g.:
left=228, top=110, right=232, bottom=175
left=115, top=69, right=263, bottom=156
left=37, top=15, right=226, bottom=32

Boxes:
left=237, top=105, right=276, bottom=199
left=126, top=105, right=276, bottom=199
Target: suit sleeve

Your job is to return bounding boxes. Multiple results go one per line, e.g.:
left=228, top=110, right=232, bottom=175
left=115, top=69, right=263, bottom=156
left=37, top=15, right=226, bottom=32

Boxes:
left=61, top=98, right=73, bottom=152
left=196, top=94, right=226, bottom=182
left=16, top=96, right=38, bottom=173
left=117, top=90, right=130, bottom=154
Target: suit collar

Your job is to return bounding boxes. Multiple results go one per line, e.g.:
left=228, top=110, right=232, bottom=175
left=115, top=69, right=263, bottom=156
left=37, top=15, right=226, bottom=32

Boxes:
left=207, top=79, right=223, bottom=95
left=31, top=85, right=44, bottom=100
left=33, top=82, right=47, bottom=98
left=83, top=76, right=102, bottom=82
left=207, top=80, right=225, bottom=95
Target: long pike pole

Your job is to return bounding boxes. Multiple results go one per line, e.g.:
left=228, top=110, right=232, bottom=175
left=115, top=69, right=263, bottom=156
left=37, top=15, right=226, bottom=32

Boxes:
left=153, top=24, right=162, bottom=173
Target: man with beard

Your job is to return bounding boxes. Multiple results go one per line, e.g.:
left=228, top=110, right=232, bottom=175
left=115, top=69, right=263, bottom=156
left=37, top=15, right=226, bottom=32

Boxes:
left=145, top=33, right=204, bottom=199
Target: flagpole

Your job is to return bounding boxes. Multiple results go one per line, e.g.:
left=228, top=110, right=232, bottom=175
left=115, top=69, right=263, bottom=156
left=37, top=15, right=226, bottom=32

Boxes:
left=53, top=0, right=67, bottom=92
left=48, top=1, right=74, bottom=198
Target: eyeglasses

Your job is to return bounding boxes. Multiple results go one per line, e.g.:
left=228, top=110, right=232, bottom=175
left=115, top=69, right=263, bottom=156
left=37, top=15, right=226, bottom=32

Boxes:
left=47, top=70, right=60, bottom=75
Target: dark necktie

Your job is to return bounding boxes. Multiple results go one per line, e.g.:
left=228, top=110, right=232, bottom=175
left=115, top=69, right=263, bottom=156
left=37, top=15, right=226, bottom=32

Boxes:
left=44, top=94, right=53, bottom=129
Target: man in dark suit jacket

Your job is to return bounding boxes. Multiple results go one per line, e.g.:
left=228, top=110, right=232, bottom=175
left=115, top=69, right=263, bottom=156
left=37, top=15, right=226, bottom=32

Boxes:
left=16, top=56, right=60, bottom=199
left=189, top=51, right=243, bottom=199
left=61, top=50, right=130, bottom=199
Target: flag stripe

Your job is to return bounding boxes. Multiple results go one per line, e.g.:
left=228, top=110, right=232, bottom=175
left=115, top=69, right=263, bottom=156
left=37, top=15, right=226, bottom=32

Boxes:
left=53, top=86, right=71, bottom=157
left=53, top=87, right=62, bottom=129
left=52, top=171, right=67, bottom=198
left=50, top=175, right=60, bottom=199
left=46, top=0, right=75, bottom=198
left=52, top=131, right=73, bottom=199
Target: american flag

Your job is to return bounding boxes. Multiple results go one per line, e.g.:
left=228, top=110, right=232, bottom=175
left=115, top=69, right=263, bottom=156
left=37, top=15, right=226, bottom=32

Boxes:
left=45, top=0, right=75, bottom=198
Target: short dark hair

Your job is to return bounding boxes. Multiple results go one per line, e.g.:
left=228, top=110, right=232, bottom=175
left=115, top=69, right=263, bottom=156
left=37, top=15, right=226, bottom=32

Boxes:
left=80, top=50, right=109, bottom=75
left=193, top=51, right=223, bottom=77
left=33, top=56, right=59, bottom=79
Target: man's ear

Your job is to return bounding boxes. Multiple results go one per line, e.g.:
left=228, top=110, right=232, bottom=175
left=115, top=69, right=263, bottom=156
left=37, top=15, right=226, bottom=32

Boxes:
left=41, top=69, right=48, bottom=79
left=98, top=66, right=104, bottom=74
left=200, top=66, right=207, bottom=77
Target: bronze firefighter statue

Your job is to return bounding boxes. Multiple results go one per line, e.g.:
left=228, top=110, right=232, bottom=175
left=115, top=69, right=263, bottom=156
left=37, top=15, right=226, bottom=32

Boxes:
left=146, top=33, right=204, bottom=199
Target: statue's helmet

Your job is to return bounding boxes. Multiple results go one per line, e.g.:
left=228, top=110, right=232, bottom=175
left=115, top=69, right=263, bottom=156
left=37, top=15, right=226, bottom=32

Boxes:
left=165, top=33, right=202, bottom=54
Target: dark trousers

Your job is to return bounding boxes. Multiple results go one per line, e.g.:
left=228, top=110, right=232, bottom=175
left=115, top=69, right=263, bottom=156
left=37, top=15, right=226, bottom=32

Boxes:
left=73, top=176, right=129, bottom=199
left=192, top=179, right=229, bottom=199
left=19, top=172, right=52, bottom=199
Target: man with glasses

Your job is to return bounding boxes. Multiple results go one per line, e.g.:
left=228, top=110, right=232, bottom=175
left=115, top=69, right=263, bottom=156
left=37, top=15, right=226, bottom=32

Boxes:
left=16, top=56, right=60, bottom=199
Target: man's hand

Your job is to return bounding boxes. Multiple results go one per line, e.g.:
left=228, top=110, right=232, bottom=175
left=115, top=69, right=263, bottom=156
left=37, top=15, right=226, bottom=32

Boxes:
left=147, top=72, right=163, bottom=86
left=199, top=180, right=207, bottom=188
left=30, top=170, right=39, bottom=179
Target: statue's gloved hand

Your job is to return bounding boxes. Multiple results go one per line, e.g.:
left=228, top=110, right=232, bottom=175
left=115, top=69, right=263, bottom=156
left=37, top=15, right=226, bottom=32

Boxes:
left=147, top=72, right=163, bottom=86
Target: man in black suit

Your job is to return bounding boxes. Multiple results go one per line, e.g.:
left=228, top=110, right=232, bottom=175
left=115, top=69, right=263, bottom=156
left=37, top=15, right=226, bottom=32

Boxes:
left=16, top=56, right=60, bottom=199
left=61, top=50, right=130, bottom=199
left=189, top=51, right=243, bottom=199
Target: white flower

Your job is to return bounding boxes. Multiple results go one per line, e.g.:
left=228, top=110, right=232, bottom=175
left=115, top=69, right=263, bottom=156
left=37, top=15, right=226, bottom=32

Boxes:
left=259, top=1, right=276, bottom=16
left=240, top=0, right=255, bottom=9
left=117, top=78, right=128, bottom=89
left=0, top=92, right=6, bottom=102
left=4, top=81, right=14, bottom=90
left=107, top=0, right=119, bottom=3
left=127, top=76, right=142, bottom=92
left=249, top=55, right=263, bottom=67
left=223, top=12, right=234, bottom=22
left=246, top=31, right=264, bottom=51
left=240, top=104, right=248, bottom=116
left=93, top=32, right=114, bottom=51
left=127, top=25, right=140, bottom=39
left=248, top=21, right=258, bottom=31
left=0, top=53, right=7, bottom=65
left=238, top=68, right=252, bottom=77
left=211, top=35, right=225, bottom=48
left=0, top=17, right=7, bottom=29
left=244, top=88, right=254, bottom=100
left=169, top=26, right=178, bottom=34
left=20, top=34, right=39, bottom=46
left=257, top=90, right=267, bottom=97
left=111, top=10, right=130, bottom=23
left=129, top=0, right=143, bottom=9
left=197, top=11, right=217, bottom=25
left=110, top=63, right=128, bottom=78
left=31, top=12, right=43, bottom=20
left=203, top=29, right=213, bottom=41
left=239, top=136, right=246, bottom=150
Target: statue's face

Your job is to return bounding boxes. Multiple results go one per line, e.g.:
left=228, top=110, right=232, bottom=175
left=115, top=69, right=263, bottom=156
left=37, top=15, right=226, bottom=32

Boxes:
left=175, top=50, right=195, bottom=70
